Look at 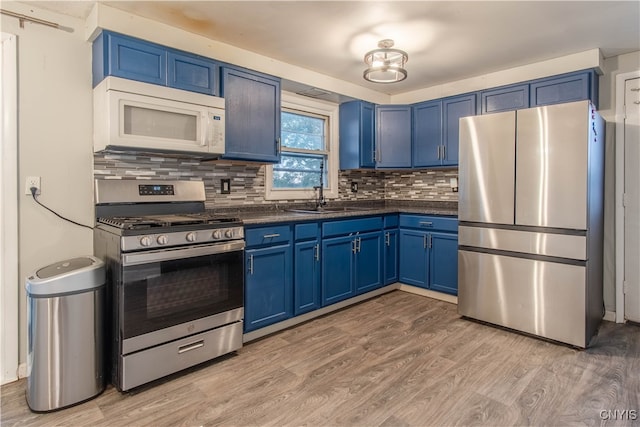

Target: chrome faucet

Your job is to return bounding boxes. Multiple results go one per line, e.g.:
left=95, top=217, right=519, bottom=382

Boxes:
left=313, top=159, right=326, bottom=210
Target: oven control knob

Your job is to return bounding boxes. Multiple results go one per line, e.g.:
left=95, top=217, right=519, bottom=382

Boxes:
left=139, top=236, right=152, bottom=247
left=225, top=229, right=234, bottom=239
left=212, top=230, right=222, bottom=239
left=186, top=232, right=197, bottom=242
left=157, top=235, right=169, bottom=245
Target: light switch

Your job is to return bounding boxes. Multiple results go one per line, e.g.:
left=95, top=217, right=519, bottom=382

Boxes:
left=221, top=179, right=231, bottom=194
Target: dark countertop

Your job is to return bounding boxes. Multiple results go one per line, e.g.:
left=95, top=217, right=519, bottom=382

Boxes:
left=210, top=200, right=458, bottom=226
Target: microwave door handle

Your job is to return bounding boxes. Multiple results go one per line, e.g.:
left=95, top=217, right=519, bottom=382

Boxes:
left=201, top=112, right=210, bottom=147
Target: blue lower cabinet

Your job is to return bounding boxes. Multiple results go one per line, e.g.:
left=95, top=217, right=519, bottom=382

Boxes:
left=398, top=215, right=459, bottom=295
left=244, top=244, right=292, bottom=332
left=354, top=231, right=383, bottom=294
left=321, top=230, right=383, bottom=305
left=399, top=229, right=429, bottom=288
left=294, top=240, right=321, bottom=315
left=321, top=235, right=355, bottom=305
left=383, top=229, right=399, bottom=285
left=429, top=233, right=458, bottom=295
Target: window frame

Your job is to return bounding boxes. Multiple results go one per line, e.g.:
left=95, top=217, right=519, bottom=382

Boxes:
left=265, top=92, right=339, bottom=201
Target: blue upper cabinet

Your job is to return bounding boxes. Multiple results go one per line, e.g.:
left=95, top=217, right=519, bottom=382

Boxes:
left=412, top=100, right=443, bottom=168
left=93, top=31, right=219, bottom=96
left=339, top=101, right=375, bottom=169
left=220, top=66, right=281, bottom=163
left=530, top=70, right=598, bottom=108
left=93, top=31, right=166, bottom=87
left=442, top=93, right=477, bottom=166
left=167, top=51, right=218, bottom=95
left=375, top=105, right=412, bottom=168
left=480, top=83, right=529, bottom=114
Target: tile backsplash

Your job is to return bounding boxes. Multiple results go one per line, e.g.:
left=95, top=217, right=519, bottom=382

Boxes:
left=94, top=153, right=458, bottom=208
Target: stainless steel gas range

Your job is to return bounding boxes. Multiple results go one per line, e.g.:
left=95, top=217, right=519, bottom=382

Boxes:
left=94, top=180, right=244, bottom=391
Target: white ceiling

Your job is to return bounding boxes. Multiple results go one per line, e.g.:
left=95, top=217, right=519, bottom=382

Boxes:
left=20, top=1, right=640, bottom=95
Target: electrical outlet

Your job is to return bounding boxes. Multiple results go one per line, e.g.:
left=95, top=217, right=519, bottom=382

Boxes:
left=351, top=182, right=358, bottom=193
left=25, top=176, right=41, bottom=195
left=221, top=179, right=231, bottom=194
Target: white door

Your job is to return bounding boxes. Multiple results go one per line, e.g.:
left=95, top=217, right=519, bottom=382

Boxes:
left=624, top=77, right=640, bottom=322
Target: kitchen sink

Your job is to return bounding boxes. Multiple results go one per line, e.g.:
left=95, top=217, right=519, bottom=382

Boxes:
left=287, top=206, right=374, bottom=215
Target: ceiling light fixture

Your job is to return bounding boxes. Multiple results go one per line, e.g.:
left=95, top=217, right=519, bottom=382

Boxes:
left=363, top=39, right=408, bottom=83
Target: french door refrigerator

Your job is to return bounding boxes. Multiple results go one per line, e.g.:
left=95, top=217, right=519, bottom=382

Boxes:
left=457, top=100, right=605, bottom=348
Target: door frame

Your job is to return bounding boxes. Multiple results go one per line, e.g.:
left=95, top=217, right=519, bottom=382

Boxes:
left=615, top=69, right=640, bottom=323
left=1, top=32, right=19, bottom=384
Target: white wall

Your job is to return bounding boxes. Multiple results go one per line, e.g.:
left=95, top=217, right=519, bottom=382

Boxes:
left=599, top=51, right=640, bottom=314
left=1, top=2, right=94, bottom=364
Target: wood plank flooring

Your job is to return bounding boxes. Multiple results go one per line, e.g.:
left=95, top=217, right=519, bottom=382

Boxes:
left=2, top=290, right=639, bottom=426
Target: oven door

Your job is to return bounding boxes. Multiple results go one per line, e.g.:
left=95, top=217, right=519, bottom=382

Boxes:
left=119, top=240, right=244, bottom=354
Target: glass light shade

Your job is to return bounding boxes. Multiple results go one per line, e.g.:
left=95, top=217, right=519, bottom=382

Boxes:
left=363, top=40, right=408, bottom=83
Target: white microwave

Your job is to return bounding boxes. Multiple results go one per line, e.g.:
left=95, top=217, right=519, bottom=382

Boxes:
left=93, top=77, right=225, bottom=158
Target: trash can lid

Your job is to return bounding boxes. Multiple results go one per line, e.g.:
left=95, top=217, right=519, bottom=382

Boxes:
left=26, top=256, right=105, bottom=296
left=36, top=257, right=95, bottom=279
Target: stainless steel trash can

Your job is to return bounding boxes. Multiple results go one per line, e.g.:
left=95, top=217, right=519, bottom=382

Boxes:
left=25, top=256, right=106, bottom=412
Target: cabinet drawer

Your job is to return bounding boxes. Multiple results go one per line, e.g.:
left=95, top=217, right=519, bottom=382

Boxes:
left=384, top=214, right=399, bottom=228
left=245, top=225, right=291, bottom=247
left=295, top=222, right=319, bottom=241
left=322, top=217, right=383, bottom=238
left=399, top=215, right=458, bottom=232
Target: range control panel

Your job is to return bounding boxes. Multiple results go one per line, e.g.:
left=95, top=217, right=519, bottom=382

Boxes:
left=138, top=184, right=175, bottom=196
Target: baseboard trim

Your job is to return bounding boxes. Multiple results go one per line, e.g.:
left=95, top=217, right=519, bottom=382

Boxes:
left=603, top=310, right=616, bottom=322
left=18, top=363, right=26, bottom=379
left=397, top=284, right=458, bottom=304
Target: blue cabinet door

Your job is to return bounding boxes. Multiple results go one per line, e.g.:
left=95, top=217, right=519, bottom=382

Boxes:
left=98, top=31, right=166, bottom=87
left=244, top=244, right=292, bottom=332
left=322, top=235, right=354, bottom=305
left=294, top=240, right=321, bottom=315
left=429, top=232, right=459, bottom=295
left=339, top=101, right=375, bottom=169
left=221, top=67, right=281, bottom=162
left=399, top=229, right=429, bottom=288
left=376, top=105, right=412, bottom=168
left=167, top=51, right=218, bottom=95
left=481, top=84, right=529, bottom=114
left=442, top=93, right=477, bottom=166
left=354, top=231, right=383, bottom=294
left=383, top=229, right=399, bottom=285
left=412, top=100, right=442, bottom=167
left=530, top=70, right=597, bottom=108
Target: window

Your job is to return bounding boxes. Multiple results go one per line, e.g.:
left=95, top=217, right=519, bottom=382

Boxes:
left=265, top=92, right=339, bottom=200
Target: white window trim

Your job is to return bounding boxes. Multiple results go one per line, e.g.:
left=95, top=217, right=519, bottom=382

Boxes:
left=265, top=91, right=339, bottom=201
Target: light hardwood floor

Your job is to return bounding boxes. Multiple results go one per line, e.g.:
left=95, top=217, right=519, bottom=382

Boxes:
left=2, top=291, right=639, bottom=426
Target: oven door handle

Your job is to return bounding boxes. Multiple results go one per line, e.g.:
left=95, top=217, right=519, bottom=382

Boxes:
left=122, top=241, right=246, bottom=266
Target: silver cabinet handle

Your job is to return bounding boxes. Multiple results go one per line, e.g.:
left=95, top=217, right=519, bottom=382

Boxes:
left=263, top=233, right=280, bottom=238
left=372, top=149, right=376, bottom=163
left=178, top=340, right=204, bottom=354
left=314, top=243, right=320, bottom=261
left=419, top=221, right=433, bottom=227
left=423, top=235, right=427, bottom=249
left=357, top=237, right=362, bottom=253
left=385, top=232, right=390, bottom=247
left=437, top=145, right=441, bottom=160
left=428, top=234, right=433, bottom=248
left=276, top=137, right=281, bottom=155
left=442, top=145, right=446, bottom=160
left=248, top=254, right=254, bottom=275
left=351, top=239, right=357, bottom=254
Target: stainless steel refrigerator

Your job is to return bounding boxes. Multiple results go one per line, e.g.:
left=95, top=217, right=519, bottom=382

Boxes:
left=457, top=100, right=604, bottom=348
